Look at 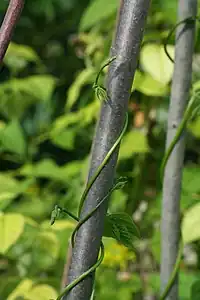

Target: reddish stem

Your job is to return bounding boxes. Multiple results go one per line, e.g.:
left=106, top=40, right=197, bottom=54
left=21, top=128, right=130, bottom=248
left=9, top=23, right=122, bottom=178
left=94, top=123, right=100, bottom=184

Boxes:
left=0, top=0, right=24, bottom=63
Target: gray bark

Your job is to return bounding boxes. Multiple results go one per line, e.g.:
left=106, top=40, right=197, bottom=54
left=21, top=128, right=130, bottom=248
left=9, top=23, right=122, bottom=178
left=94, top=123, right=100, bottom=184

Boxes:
left=63, top=0, right=151, bottom=299
left=160, top=0, right=197, bottom=299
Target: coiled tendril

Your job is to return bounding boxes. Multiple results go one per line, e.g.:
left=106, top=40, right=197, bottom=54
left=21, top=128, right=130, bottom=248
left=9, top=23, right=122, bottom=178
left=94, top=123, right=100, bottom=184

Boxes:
left=51, top=56, right=128, bottom=300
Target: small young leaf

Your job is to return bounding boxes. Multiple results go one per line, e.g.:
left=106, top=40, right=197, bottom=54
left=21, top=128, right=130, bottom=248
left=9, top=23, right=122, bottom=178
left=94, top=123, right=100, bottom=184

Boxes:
left=50, top=205, right=61, bottom=225
left=104, top=213, right=140, bottom=249
left=113, top=177, right=128, bottom=190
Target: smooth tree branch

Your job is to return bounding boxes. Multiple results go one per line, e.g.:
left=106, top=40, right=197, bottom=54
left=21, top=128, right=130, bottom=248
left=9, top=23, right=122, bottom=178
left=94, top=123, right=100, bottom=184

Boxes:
left=63, top=0, right=151, bottom=299
left=160, top=0, right=197, bottom=299
left=0, top=0, right=24, bottom=63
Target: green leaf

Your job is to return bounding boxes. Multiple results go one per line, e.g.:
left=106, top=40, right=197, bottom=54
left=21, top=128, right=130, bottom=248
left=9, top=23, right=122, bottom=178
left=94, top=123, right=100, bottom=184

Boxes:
left=0, top=174, right=21, bottom=209
left=80, top=0, right=118, bottom=31
left=4, top=42, right=40, bottom=72
left=51, top=100, right=99, bottom=134
left=140, top=44, right=174, bottom=84
left=182, top=203, right=200, bottom=244
left=20, top=159, right=83, bottom=182
left=1, top=120, right=26, bottom=157
left=119, top=130, right=150, bottom=160
left=191, top=280, right=200, bottom=300
left=104, top=212, right=140, bottom=249
left=50, top=128, right=76, bottom=150
left=28, top=284, right=58, bottom=300
left=66, top=68, right=95, bottom=110
left=102, top=238, right=136, bottom=269
left=31, top=231, right=59, bottom=269
left=132, top=70, right=169, bottom=96
left=188, top=116, right=200, bottom=138
left=0, top=76, right=56, bottom=119
left=42, top=219, right=75, bottom=231
left=7, top=279, right=58, bottom=300
left=19, top=75, right=57, bottom=102
left=0, top=213, right=25, bottom=254
left=182, top=167, right=200, bottom=194
left=7, top=279, right=33, bottom=300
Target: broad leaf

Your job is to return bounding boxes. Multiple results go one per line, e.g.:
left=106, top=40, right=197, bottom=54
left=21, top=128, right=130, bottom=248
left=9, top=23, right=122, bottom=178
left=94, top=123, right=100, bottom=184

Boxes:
left=188, top=116, right=200, bottom=138
left=7, top=279, right=58, bottom=300
left=0, top=174, right=21, bottom=209
left=182, top=203, right=200, bottom=244
left=51, top=100, right=99, bottom=134
left=1, top=120, right=26, bottom=157
left=4, top=42, right=40, bottom=72
left=132, top=70, right=169, bottom=96
left=80, top=0, right=118, bottom=31
left=0, top=213, right=25, bottom=254
left=119, top=130, right=149, bottom=160
left=104, top=212, right=140, bottom=249
left=0, top=76, right=56, bottom=119
left=31, top=231, right=59, bottom=270
left=20, top=159, right=83, bottom=182
left=50, top=129, right=76, bottom=150
left=140, top=44, right=174, bottom=84
left=66, top=68, right=95, bottom=110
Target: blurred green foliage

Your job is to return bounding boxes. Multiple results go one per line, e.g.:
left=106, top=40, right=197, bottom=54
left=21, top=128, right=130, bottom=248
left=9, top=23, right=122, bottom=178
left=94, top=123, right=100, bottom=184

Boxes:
left=1, top=0, right=200, bottom=299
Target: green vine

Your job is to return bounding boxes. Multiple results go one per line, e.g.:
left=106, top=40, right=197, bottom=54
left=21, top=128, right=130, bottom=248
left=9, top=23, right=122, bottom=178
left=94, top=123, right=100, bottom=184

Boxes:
left=50, top=57, right=137, bottom=300
left=50, top=18, right=200, bottom=297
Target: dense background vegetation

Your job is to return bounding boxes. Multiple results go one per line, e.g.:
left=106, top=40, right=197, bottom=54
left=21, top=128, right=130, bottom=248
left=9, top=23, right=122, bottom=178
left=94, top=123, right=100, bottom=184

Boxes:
left=1, top=0, right=200, bottom=299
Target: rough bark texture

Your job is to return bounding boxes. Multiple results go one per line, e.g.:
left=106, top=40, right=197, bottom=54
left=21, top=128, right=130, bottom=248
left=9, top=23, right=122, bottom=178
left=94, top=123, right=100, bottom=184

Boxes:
left=63, top=0, right=151, bottom=299
left=0, top=0, right=24, bottom=63
left=160, top=0, right=197, bottom=299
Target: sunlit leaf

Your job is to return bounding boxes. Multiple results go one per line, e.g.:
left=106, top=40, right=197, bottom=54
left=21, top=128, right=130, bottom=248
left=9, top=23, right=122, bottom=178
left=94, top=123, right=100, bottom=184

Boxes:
left=20, top=159, right=83, bottom=182
left=132, top=70, right=169, bottom=96
left=50, top=129, right=76, bottom=150
left=80, top=0, right=118, bottom=31
left=102, top=237, right=136, bottom=269
left=0, top=174, right=21, bottom=209
left=7, top=279, right=33, bottom=300
left=66, top=68, right=95, bottom=110
left=182, top=203, right=200, bottom=244
left=42, top=219, right=75, bottom=231
left=28, top=284, right=58, bottom=300
left=119, top=130, right=150, bottom=160
left=4, top=42, right=40, bottom=72
left=140, top=44, right=174, bottom=84
left=0, top=213, right=25, bottom=254
left=188, top=116, right=200, bottom=138
left=51, top=100, right=99, bottom=134
left=7, top=279, right=58, bottom=300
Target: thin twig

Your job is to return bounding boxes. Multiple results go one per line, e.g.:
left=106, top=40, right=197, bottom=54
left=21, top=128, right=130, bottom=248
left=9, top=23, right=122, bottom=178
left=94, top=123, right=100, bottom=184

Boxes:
left=0, top=0, right=24, bottom=63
